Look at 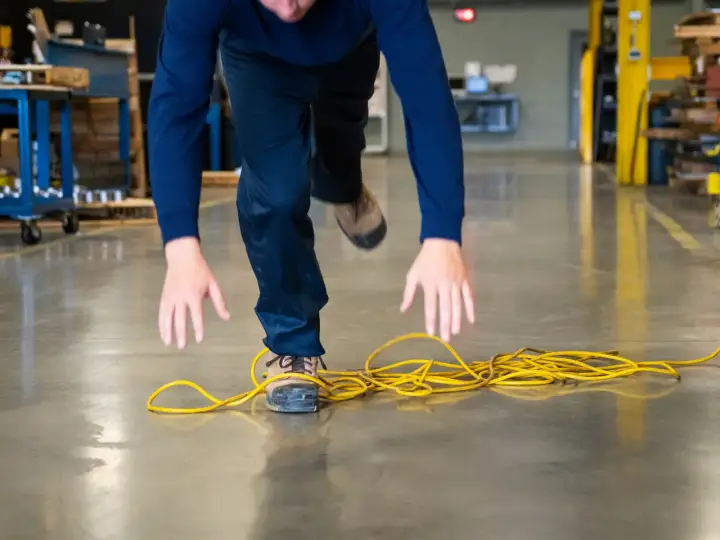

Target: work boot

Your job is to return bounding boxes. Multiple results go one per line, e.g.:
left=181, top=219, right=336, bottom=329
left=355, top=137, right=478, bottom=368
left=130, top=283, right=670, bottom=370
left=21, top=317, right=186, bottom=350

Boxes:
left=334, top=185, right=387, bottom=250
left=265, top=355, right=325, bottom=414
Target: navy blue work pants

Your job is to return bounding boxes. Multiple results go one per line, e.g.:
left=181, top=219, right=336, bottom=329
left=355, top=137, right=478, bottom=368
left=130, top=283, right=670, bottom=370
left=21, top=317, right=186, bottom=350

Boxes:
left=221, top=34, right=380, bottom=357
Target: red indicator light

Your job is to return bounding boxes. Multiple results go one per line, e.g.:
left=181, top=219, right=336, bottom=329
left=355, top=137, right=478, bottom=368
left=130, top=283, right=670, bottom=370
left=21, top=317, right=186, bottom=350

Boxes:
left=454, top=8, right=476, bottom=23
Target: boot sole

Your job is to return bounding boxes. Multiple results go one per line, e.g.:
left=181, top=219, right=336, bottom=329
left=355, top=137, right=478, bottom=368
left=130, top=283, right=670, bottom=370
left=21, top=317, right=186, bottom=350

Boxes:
left=337, top=215, right=388, bottom=251
left=266, top=384, right=319, bottom=414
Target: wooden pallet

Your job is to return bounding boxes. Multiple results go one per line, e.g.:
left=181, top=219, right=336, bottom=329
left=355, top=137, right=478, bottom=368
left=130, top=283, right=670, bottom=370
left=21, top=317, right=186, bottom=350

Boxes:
left=669, top=163, right=711, bottom=195
left=77, top=198, right=157, bottom=224
left=670, top=175, right=707, bottom=195
left=202, top=170, right=239, bottom=187
left=642, top=127, right=697, bottom=140
left=676, top=12, right=720, bottom=38
left=0, top=64, right=89, bottom=89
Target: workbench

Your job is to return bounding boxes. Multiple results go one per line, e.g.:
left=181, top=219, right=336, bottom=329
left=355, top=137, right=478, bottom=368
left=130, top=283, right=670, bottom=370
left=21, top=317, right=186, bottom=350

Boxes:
left=0, top=85, right=77, bottom=244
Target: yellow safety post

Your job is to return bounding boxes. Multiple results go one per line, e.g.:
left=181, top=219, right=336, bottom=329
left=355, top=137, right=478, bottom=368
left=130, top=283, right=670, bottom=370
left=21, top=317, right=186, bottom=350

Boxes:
left=708, top=173, right=720, bottom=195
left=579, top=166, right=596, bottom=297
left=579, top=48, right=596, bottom=164
left=704, top=144, right=720, bottom=197
left=589, top=0, right=603, bottom=49
left=581, top=0, right=602, bottom=164
left=616, top=0, right=650, bottom=186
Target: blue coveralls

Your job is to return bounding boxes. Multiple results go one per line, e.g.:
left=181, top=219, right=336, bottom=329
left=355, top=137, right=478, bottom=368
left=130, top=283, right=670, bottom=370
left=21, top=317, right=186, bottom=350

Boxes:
left=148, top=0, right=465, bottom=359
left=224, top=33, right=380, bottom=357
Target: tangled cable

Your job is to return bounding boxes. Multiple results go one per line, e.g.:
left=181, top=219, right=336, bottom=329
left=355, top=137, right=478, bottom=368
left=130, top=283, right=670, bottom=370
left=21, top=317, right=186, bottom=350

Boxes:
left=147, top=333, right=720, bottom=414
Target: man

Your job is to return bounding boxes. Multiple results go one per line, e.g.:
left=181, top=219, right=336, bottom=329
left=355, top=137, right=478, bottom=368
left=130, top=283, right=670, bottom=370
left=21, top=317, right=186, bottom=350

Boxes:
left=149, top=0, right=475, bottom=414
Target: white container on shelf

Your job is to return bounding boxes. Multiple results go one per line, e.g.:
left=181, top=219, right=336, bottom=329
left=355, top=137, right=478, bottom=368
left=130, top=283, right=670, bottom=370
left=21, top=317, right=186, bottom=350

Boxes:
left=464, top=61, right=482, bottom=79
left=485, top=64, right=517, bottom=85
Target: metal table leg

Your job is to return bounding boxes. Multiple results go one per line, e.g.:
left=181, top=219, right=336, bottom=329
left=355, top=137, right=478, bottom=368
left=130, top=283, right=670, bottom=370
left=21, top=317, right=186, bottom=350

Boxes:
left=59, top=100, right=74, bottom=200
left=16, top=94, right=33, bottom=214
left=35, top=99, right=51, bottom=192
left=59, top=99, right=79, bottom=234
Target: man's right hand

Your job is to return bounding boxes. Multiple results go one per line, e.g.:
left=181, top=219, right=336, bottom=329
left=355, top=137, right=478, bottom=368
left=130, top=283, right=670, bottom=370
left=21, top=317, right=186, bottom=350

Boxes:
left=159, top=237, right=231, bottom=349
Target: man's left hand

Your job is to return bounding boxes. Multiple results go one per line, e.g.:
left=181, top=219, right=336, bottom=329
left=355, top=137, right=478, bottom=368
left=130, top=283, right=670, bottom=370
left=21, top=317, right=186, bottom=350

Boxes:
left=401, top=238, right=475, bottom=342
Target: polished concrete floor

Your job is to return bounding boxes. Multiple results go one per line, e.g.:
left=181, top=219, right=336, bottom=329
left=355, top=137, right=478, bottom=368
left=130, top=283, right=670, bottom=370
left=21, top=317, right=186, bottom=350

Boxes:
left=2, top=155, right=720, bottom=539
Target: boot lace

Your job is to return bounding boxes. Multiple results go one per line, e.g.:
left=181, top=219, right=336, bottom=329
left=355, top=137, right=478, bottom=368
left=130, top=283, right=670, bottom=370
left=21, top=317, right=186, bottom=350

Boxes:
left=266, top=356, right=327, bottom=373
left=352, top=189, right=370, bottom=220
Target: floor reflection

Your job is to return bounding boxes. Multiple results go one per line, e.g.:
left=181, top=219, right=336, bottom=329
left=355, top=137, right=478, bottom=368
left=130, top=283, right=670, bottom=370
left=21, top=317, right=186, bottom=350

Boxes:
left=249, top=414, right=341, bottom=540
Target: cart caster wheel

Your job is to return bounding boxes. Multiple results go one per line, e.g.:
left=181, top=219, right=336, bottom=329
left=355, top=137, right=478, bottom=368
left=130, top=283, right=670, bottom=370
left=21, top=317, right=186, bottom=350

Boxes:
left=20, top=221, right=42, bottom=245
left=62, top=212, right=79, bottom=235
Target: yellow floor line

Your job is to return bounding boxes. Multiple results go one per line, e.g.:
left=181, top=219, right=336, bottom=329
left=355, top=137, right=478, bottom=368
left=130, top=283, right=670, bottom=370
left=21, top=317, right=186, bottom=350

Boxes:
left=642, top=200, right=702, bottom=252
left=0, top=194, right=236, bottom=262
left=596, top=164, right=702, bottom=253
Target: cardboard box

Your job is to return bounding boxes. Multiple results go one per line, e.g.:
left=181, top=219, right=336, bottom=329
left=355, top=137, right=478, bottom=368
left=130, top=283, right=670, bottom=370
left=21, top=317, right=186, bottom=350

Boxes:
left=51, top=98, right=120, bottom=136
left=0, top=129, right=19, bottom=175
left=45, top=66, right=90, bottom=89
left=0, top=129, right=18, bottom=158
left=706, top=65, right=720, bottom=99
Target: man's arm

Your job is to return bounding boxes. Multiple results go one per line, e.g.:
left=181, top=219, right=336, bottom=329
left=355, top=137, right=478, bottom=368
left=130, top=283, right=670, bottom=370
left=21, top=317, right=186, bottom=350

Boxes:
left=368, top=0, right=464, bottom=244
left=149, top=0, right=227, bottom=245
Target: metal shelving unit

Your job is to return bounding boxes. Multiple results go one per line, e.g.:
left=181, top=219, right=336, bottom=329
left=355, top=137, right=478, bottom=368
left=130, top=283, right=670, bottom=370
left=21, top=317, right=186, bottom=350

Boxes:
left=592, top=1, right=619, bottom=162
left=454, top=91, right=520, bottom=134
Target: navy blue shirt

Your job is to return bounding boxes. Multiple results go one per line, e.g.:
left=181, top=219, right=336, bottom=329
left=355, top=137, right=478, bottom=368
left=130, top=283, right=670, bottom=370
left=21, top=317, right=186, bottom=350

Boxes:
left=149, top=0, right=465, bottom=245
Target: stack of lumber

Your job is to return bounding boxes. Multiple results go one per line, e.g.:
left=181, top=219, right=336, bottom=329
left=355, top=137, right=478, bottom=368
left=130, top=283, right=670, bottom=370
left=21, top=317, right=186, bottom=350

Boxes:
left=676, top=12, right=720, bottom=65
left=51, top=97, right=126, bottom=191
left=642, top=13, right=720, bottom=193
left=49, top=34, right=147, bottom=199
left=674, top=12, right=720, bottom=126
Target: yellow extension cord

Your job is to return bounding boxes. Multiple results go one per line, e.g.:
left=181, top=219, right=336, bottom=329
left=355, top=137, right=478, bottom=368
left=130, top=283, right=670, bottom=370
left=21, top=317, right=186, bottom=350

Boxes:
left=146, top=333, right=720, bottom=414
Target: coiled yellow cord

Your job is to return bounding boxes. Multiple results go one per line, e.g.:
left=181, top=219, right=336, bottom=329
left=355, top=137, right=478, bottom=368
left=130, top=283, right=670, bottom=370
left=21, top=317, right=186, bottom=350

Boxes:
left=147, top=333, right=720, bottom=414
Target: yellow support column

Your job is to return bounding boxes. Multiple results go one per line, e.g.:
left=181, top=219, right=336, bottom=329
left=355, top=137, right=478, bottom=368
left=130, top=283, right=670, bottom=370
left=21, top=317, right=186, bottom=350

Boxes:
left=579, top=49, right=596, bottom=164
left=589, top=0, right=603, bottom=49
left=581, top=0, right=603, bottom=164
left=616, top=0, right=650, bottom=186
left=579, top=165, right=597, bottom=297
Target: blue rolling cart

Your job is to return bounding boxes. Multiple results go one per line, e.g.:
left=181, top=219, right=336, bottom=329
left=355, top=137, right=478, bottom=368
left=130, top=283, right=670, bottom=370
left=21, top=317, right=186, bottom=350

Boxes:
left=46, top=39, right=132, bottom=193
left=0, top=86, right=77, bottom=245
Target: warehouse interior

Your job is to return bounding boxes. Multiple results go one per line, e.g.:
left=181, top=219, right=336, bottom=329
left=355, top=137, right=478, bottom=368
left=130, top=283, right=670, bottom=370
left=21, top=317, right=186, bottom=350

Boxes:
left=4, top=0, right=720, bottom=538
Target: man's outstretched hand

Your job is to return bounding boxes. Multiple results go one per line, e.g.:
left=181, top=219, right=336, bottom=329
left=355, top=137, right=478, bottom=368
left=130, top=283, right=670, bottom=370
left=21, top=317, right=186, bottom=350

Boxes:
left=401, top=238, right=475, bottom=342
left=159, top=237, right=231, bottom=349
